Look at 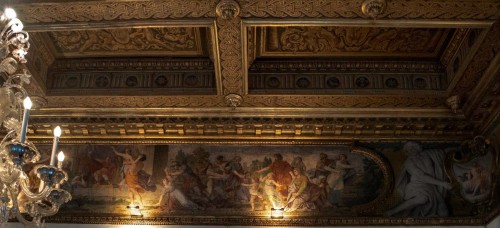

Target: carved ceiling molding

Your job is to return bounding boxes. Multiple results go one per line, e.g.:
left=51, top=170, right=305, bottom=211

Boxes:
left=242, top=95, right=447, bottom=108
left=48, top=28, right=203, bottom=57
left=451, top=22, right=500, bottom=96
left=26, top=117, right=473, bottom=142
left=440, top=28, right=469, bottom=68
left=15, top=0, right=219, bottom=23
left=464, top=53, right=500, bottom=114
left=41, top=95, right=449, bottom=108
left=238, top=0, right=498, bottom=19
left=216, top=15, right=245, bottom=95
left=249, top=60, right=443, bottom=73
left=49, top=58, right=214, bottom=71
left=13, top=0, right=498, bottom=26
left=46, top=58, right=216, bottom=95
left=260, top=27, right=450, bottom=57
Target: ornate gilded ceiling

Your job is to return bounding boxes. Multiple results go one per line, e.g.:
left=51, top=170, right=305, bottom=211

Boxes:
left=3, top=0, right=497, bottom=143
left=2, top=0, right=500, bottom=226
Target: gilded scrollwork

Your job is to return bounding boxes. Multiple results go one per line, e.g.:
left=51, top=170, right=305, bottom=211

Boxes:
left=217, top=15, right=244, bottom=95
left=15, top=0, right=218, bottom=23
left=265, top=27, right=448, bottom=55
left=14, top=0, right=498, bottom=25
left=239, top=0, right=498, bottom=19
left=46, top=96, right=225, bottom=108
left=50, top=28, right=198, bottom=55
left=43, top=95, right=448, bottom=108
left=242, top=95, right=447, bottom=108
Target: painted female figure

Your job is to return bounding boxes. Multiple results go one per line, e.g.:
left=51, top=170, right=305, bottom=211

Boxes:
left=117, top=152, right=156, bottom=208
left=284, top=168, right=316, bottom=212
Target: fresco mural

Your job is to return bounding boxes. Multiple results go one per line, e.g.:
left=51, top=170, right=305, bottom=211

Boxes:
left=21, top=140, right=498, bottom=224
left=27, top=144, right=387, bottom=217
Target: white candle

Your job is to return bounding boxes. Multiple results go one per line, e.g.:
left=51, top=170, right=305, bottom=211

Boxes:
left=19, top=97, right=32, bottom=143
left=57, top=151, right=65, bottom=169
left=56, top=151, right=65, bottom=189
left=50, top=126, right=62, bottom=166
left=4, top=8, right=17, bottom=19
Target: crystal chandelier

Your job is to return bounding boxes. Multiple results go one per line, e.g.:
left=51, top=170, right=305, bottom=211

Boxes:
left=0, top=8, right=71, bottom=226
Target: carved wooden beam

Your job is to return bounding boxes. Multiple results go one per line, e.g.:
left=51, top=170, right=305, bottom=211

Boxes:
left=13, top=0, right=499, bottom=25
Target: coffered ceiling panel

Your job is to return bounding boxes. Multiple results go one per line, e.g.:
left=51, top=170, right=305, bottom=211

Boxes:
left=258, top=27, right=452, bottom=58
left=46, top=27, right=206, bottom=58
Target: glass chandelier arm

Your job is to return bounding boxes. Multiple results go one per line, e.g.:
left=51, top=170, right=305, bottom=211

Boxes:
left=1, top=18, right=25, bottom=41
left=18, top=175, right=52, bottom=201
left=0, top=167, right=21, bottom=185
left=30, top=202, right=60, bottom=218
left=6, top=186, right=38, bottom=227
left=0, top=130, right=16, bottom=145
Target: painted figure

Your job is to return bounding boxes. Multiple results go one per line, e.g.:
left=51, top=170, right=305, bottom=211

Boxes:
left=113, top=147, right=133, bottom=187
left=256, top=153, right=292, bottom=199
left=241, top=177, right=263, bottom=211
left=157, top=178, right=202, bottom=212
left=225, top=156, right=248, bottom=202
left=121, top=153, right=156, bottom=208
left=260, top=172, right=283, bottom=209
left=284, top=168, right=316, bottom=212
left=456, top=161, right=492, bottom=201
left=206, top=155, right=230, bottom=202
left=385, top=141, right=452, bottom=217
left=291, top=156, right=307, bottom=175
left=323, top=154, right=356, bottom=206
left=92, top=156, right=116, bottom=185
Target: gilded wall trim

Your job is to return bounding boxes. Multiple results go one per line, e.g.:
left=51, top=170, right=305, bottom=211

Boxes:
left=25, top=112, right=473, bottom=142
left=44, top=211, right=484, bottom=226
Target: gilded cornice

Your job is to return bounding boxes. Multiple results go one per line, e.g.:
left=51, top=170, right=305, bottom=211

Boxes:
left=25, top=107, right=470, bottom=142
left=27, top=116, right=472, bottom=143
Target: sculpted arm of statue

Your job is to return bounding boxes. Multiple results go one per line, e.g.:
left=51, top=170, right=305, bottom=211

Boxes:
left=407, top=161, right=452, bottom=190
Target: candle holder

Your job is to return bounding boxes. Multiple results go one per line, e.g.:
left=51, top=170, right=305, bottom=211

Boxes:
left=0, top=7, right=72, bottom=227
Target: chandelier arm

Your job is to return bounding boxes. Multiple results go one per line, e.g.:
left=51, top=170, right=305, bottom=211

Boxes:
left=31, top=202, right=60, bottom=217
left=0, top=130, right=16, bottom=145
left=6, top=186, right=38, bottom=227
left=4, top=75, right=30, bottom=89
left=0, top=168, right=21, bottom=185
left=18, top=176, right=52, bottom=201
left=0, top=19, right=22, bottom=41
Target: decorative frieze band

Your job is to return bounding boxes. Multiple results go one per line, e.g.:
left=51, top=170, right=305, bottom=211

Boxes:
left=14, top=0, right=498, bottom=25
left=248, top=73, right=444, bottom=93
